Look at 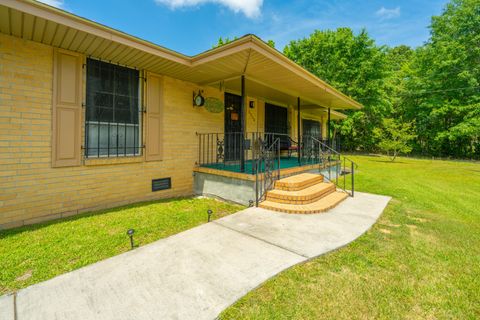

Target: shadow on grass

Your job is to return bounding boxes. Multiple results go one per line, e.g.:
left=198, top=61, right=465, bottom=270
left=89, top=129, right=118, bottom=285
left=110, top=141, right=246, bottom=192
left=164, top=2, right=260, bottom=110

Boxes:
left=0, top=196, right=194, bottom=240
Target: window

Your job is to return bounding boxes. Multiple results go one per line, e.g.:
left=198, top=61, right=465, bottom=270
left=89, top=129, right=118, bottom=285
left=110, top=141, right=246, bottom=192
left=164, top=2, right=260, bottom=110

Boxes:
left=85, top=59, right=141, bottom=157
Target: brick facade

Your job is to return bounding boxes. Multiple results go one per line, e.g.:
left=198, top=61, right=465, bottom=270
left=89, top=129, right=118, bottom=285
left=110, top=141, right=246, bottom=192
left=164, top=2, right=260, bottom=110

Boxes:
left=0, top=34, right=224, bottom=228
left=0, top=33, right=329, bottom=229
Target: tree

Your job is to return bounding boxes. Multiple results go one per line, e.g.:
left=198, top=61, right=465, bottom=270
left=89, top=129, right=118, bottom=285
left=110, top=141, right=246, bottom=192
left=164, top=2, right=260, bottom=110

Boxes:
left=213, top=36, right=238, bottom=48
left=400, top=0, right=480, bottom=158
left=384, top=45, right=414, bottom=118
left=266, top=39, right=276, bottom=48
left=211, top=0, right=480, bottom=159
left=214, top=36, right=275, bottom=48
left=283, top=28, right=390, bottom=152
left=373, top=118, right=417, bottom=161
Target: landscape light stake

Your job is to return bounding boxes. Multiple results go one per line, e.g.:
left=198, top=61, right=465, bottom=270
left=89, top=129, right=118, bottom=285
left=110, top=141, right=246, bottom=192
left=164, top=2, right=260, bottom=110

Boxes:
left=248, top=200, right=254, bottom=207
left=127, top=229, right=135, bottom=250
left=207, top=209, right=213, bottom=222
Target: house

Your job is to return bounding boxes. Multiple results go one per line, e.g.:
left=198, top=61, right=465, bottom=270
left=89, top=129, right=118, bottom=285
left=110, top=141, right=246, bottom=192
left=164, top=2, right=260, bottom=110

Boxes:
left=0, top=0, right=362, bottom=229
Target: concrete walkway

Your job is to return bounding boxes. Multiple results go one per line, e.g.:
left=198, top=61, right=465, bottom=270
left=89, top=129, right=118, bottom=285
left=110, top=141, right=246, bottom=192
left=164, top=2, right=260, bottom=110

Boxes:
left=1, top=192, right=390, bottom=320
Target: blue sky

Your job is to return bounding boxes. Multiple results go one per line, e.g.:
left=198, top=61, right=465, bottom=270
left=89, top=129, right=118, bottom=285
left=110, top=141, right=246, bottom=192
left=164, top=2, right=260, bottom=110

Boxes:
left=41, top=0, right=448, bottom=56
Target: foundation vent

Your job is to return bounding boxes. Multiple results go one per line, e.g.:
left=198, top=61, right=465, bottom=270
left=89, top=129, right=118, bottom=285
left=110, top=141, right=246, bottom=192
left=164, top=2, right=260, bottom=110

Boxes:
left=152, top=178, right=171, bottom=192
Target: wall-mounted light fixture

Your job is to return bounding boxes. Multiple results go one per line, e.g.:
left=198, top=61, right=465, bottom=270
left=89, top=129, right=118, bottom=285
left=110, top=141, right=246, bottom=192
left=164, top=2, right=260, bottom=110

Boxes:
left=193, top=90, right=205, bottom=107
left=249, top=100, right=255, bottom=109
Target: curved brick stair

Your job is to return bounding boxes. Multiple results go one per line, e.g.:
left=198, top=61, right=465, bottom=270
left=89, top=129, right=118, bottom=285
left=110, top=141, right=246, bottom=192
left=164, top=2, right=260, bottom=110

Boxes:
left=260, top=173, right=348, bottom=214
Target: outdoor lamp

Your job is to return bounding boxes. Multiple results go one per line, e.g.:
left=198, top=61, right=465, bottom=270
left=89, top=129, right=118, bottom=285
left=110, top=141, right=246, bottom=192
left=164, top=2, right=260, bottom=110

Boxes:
left=207, top=209, right=213, bottom=222
left=127, top=229, right=135, bottom=249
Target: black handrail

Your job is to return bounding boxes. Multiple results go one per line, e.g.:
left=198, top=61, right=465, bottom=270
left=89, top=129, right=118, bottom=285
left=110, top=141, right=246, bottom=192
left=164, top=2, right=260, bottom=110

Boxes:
left=255, top=137, right=280, bottom=206
left=309, top=136, right=357, bottom=197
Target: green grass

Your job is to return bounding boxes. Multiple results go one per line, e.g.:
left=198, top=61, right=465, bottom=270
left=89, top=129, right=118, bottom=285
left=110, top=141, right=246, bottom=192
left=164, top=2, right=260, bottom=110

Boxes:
left=0, top=197, right=243, bottom=295
left=221, top=155, right=480, bottom=319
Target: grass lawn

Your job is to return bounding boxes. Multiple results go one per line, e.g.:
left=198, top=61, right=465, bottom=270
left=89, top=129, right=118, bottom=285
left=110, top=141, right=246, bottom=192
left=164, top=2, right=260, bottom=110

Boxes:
left=221, top=155, right=480, bottom=319
left=0, top=197, right=243, bottom=295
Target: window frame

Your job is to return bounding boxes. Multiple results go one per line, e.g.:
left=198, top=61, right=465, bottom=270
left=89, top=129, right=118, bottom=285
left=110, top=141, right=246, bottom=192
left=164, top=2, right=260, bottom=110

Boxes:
left=84, top=58, right=143, bottom=158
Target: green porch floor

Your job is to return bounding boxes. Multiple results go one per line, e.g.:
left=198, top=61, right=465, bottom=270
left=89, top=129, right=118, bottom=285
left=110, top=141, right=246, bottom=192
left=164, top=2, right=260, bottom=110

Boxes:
left=201, top=157, right=321, bottom=174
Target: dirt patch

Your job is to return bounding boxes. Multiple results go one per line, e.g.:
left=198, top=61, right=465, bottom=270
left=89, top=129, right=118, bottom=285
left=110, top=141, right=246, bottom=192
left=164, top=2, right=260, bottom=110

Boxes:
left=379, top=228, right=392, bottom=234
left=16, top=269, right=32, bottom=282
left=383, top=222, right=401, bottom=228
left=410, top=217, right=429, bottom=223
left=407, top=224, right=439, bottom=244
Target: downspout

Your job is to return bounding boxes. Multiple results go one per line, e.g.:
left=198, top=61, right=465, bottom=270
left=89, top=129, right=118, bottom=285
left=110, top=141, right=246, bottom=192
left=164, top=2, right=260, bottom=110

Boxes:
left=297, top=97, right=301, bottom=165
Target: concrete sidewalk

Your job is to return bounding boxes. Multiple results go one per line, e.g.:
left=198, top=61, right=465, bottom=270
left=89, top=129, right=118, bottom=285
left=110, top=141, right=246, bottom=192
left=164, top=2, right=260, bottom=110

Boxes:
left=2, top=192, right=390, bottom=320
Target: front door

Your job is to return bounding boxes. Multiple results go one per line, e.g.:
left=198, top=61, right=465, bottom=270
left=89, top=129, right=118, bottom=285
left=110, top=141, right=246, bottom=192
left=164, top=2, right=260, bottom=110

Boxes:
left=265, top=103, right=288, bottom=135
left=224, top=93, right=242, bottom=161
left=302, top=119, right=322, bottom=139
left=265, top=103, right=288, bottom=147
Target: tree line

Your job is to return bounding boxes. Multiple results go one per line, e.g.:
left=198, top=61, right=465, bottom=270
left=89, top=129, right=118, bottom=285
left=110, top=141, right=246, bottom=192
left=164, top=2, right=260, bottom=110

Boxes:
left=217, top=0, right=479, bottom=159
left=284, top=0, right=479, bottom=159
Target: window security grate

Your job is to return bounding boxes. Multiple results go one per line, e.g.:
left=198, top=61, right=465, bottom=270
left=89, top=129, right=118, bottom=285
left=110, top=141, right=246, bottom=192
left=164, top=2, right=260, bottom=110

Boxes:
left=85, top=59, right=141, bottom=157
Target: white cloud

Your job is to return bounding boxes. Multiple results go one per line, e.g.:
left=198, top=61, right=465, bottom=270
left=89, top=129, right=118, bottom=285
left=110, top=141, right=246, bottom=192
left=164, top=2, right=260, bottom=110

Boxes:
left=375, top=6, right=400, bottom=20
left=37, top=0, right=64, bottom=8
left=154, top=0, right=263, bottom=18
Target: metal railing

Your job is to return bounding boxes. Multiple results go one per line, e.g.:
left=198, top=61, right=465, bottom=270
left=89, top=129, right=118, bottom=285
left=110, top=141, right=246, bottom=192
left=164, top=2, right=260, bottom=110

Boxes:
left=310, top=136, right=357, bottom=197
left=255, top=137, right=280, bottom=205
left=197, top=132, right=300, bottom=173
left=300, top=134, right=321, bottom=164
left=197, top=132, right=244, bottom=170
left=196, top=132, right=354, bottom=206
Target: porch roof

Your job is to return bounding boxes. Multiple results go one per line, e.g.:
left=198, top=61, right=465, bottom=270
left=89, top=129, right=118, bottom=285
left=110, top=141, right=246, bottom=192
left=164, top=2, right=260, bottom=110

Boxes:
left=0, top=0, right=362, bottom=111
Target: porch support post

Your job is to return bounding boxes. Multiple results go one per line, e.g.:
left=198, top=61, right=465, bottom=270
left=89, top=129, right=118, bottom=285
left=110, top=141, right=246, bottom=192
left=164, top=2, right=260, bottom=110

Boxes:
left=240, top=75, right=246, bottom=172
left=297, top=97, right=301, bottom=165
left=327, top=107, right=331, bottom=147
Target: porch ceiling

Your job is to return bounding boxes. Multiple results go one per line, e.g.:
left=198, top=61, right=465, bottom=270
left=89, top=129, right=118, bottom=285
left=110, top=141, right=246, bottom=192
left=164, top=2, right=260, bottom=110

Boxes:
left=205, top=49, right=358, bottom=110
left=221, top=77, right=346, bottom=119
left=302, top=108, right=347, bottom=120
left=0, top=0, right=363, bottom=111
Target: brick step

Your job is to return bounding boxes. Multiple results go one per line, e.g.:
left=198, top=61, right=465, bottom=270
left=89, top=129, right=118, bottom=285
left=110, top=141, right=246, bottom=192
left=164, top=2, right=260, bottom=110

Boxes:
left=260, top=191, right=349, bottom=214
left=274, top=173, right=324, bottom=191
left=266, top=182, right=336, bottom=204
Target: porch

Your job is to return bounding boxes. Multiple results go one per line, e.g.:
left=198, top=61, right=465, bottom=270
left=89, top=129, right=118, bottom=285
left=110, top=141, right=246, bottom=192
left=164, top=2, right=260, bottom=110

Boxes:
left=193, top=69, right=358, bottom=209
left=183, top=37, right=362, bottom=210
left=194, top=131, right=355, bottom=207
left=196, top=132, right=341, bottom=174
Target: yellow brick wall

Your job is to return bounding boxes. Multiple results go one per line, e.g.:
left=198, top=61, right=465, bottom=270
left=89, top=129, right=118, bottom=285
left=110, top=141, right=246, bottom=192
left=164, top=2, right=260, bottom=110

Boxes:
left=0, top=34, right=225, bottom=228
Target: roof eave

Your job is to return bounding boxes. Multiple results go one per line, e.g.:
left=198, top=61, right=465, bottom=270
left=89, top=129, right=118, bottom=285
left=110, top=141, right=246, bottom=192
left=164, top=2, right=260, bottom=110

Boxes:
left=2, top=0, right=363, bottom=110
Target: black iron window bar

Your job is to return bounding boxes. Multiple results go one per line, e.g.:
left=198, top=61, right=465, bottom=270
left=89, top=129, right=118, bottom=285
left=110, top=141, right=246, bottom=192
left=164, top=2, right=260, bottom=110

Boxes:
left=84, top=58, right=141, bottom=158
left=85, top=121, right=142, bottom=158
